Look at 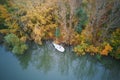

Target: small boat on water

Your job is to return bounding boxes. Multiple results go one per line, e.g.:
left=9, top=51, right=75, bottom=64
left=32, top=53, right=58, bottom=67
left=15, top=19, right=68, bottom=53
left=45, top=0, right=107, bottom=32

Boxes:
left=52, top=42, right=65, bottom=52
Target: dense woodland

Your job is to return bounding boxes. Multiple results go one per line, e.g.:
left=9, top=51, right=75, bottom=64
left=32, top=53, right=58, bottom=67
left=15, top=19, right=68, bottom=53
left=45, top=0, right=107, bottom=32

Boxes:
left=0, top=0, right=120, bottom=59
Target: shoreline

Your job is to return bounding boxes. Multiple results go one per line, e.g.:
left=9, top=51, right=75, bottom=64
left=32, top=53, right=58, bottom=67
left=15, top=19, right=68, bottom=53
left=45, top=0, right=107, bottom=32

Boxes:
left=1, top=39, right=119, bottom=61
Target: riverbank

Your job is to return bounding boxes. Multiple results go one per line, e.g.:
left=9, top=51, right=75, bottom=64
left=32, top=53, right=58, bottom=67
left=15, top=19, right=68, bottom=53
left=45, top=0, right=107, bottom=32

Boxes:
left=0, top=39, right=118, bottom=61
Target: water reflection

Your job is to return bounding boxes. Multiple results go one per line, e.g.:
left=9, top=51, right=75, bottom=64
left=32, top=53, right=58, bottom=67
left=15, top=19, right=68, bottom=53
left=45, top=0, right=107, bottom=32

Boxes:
left=72, top=55, right=97, bottom=80
left=14, top=41, right=120, bottom=80
left=31, top=41, right=54, bottom=73
left=15, top=50, right=32, bottom=69
left=99, top=57, right=120, bottom=80
left=57, top=48, right=75, bottom=75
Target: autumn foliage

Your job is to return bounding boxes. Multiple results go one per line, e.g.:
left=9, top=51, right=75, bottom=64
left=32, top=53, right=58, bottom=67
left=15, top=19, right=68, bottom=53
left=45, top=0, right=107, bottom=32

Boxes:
left=100, top=44, right=113, bottom=56
left=0, top=0, right=120, bottom=59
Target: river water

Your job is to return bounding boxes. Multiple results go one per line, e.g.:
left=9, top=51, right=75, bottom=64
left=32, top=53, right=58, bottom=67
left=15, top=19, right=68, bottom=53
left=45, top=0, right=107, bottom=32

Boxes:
left=0, top=41, right=120, bottom=80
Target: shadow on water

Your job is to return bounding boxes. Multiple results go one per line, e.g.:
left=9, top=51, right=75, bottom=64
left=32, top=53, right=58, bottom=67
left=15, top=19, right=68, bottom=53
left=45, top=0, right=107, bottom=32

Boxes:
left=1, top=41, right=120, bottom=80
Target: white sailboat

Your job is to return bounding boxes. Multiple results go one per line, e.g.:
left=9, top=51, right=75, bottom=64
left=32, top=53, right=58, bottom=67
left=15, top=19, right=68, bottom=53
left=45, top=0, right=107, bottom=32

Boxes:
left=52, top=42, right=65, bottom=52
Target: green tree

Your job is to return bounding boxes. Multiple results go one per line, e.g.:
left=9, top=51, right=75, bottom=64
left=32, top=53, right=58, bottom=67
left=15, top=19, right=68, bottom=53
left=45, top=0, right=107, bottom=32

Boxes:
left=4, top=33, right=28, bottom=54
left=75, top=7, right=88, bottom=33
left=55, top=27, right=60, bottom=38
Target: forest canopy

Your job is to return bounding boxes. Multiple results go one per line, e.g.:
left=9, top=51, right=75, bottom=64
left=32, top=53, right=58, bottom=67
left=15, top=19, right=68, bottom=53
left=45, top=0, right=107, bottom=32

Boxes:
left=0, top=0, right=120, bottom=59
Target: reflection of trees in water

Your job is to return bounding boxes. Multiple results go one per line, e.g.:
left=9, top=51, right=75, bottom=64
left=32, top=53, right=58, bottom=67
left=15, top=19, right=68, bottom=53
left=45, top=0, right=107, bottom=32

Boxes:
left=100, top=57, right=120, bottom=80
left=31, top=42, right=54, bottom=73
left=57, top=48, right=76, bottom=75
left=73, top=55, right=120, bottom=80
left=107, top=67, right=120, bottom=80
left=72, top=55, right=98, bottom=80
left=15, top=43, right=37, bottom=69
left=15, top=49, right=32, bottom=69
left=15, top=41, right=120, bottom=80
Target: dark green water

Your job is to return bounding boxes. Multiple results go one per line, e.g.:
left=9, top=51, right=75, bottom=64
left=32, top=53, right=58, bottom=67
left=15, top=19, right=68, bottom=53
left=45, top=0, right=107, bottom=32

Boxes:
left=0, top=41, right=120, bottom=80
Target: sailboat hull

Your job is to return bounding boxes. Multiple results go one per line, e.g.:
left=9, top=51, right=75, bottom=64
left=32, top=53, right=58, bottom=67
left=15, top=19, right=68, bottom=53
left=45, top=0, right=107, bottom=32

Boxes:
left=52, top=42, right=65, bottom=52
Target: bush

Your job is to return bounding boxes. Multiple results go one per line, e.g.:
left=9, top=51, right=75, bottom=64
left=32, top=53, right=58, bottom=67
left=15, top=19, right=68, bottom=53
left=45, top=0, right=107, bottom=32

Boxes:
left=74, top=42, right=89, bottom=55
left=100, top=43, right=113, bottom=56
left=110, top=29, right=120, bottom=59
left=4, top=33, right=19, bottom=46
left=4, top=33, right=28, bottom=54
left=74, top=42, right=101, bottom=56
